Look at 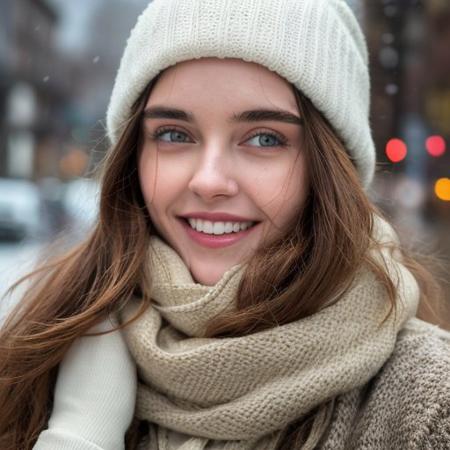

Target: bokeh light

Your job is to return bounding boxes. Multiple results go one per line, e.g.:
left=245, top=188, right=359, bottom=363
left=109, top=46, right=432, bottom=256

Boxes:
left=386, top=138, right=407, bottom=163
left=435, top=178, right=450, bottom=202
left=426, top=135, right=446, bottom=157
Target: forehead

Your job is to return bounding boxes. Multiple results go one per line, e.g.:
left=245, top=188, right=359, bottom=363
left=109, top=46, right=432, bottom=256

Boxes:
left=146, top=57, right=298, bottom=114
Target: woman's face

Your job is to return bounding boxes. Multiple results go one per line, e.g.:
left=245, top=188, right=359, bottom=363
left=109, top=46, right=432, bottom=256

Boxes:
left=138, top=58, right=308, bottom=285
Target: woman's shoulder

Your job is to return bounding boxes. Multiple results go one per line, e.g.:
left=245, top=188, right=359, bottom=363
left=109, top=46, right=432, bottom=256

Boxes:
left=359, top=318, right=450, bottom=448
left=381, top=317, right=450, bottom=405
left=387, top=317, right=450, bottom=378
left=321, top=318, right=450, bottom=449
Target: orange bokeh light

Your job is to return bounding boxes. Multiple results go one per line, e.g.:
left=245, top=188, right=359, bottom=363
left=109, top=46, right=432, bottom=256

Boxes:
left=435, top=178, right=450, bottom=201
left=386, top=138, right=407, bottom=163
left=426, top=135, right=446, bottom=157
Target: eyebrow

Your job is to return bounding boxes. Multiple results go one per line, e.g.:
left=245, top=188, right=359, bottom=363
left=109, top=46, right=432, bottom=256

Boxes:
left=143, top=106, right=304, bottom=126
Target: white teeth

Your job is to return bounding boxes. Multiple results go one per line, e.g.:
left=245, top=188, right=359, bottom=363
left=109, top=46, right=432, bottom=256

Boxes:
left=224, top=222, right=233, bottom=233
left=186, top=219, right=255, bottom=235
left=213, top=222, right=224, bottom=235
left=203, top=221, right=213, bottom=234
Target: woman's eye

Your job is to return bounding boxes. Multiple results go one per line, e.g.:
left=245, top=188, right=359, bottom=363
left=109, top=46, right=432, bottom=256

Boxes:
left=153, top=129, right=191, bottom=143
left=150, top=128, right=287, bottom=148
left=245, top=132, right=287, bottom=148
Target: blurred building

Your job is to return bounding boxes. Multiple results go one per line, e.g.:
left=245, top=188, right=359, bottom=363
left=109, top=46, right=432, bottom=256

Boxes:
left=58, top=0, right=151, bottom=167
left=0, top=0, right=78, bottom=180
left=365, top=0, right=450, bottom=220
left=364, top=0, right=450, bottom=320
left=0, top=0, right=150, bottom=183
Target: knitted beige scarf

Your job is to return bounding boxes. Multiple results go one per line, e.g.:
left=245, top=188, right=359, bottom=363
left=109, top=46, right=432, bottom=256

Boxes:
left=118, top=217, right=419, bottom=450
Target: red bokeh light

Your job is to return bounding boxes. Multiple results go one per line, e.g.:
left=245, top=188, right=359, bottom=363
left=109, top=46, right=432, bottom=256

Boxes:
left=426, top=135, right=446, bottom=157
left=386, top=138, right=407, bottom=163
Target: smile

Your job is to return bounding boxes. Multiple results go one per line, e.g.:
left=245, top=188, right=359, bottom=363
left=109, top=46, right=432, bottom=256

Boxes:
left=187, top=218, right=255, bottom=235
left=178, top=217, right=259, bottom=249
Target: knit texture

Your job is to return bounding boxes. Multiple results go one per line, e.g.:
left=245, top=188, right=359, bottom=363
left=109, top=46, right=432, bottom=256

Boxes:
left=117, top=216, right=421, bottom=449
left=106, top=0, right=376, bottom=188
left=317, top=317, right=450, bottom=449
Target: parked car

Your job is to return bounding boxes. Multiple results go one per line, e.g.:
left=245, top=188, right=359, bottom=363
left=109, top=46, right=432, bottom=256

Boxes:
left=0, top=178, right=42, bottom=241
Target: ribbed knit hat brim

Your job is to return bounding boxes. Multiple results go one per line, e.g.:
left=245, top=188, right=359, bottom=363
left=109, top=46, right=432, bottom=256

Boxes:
left=106, top=0, right=375, bottom=188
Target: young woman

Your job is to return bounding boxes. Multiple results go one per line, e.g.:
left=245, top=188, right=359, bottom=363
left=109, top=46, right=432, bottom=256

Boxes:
left=1, top=0, right=449, bottom=449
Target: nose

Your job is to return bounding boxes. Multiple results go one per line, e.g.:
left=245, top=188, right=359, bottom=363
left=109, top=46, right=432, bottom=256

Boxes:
left=188, top=144, right=238, bottom=202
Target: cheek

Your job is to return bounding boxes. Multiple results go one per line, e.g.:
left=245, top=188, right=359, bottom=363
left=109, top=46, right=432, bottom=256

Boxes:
left=138, top=147, right=190, bottom=219
left=242, top=154, right=307, bottom=226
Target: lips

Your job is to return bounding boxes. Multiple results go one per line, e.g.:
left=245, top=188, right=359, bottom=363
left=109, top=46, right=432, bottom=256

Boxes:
left=198, top=220, right=254, bottom=235
left=177, top=216, right=260, bottom=249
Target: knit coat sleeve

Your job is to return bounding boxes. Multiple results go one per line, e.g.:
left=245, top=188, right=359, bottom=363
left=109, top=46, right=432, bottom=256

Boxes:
left=318, top=319, right=450, bottom=450
left=424, top=406, right=450, bottom=450
left=400, top=325, right=450, bottom=449
left=357, top=322, right=450, bottom=450
left=414, top=328, right=450, bottom=449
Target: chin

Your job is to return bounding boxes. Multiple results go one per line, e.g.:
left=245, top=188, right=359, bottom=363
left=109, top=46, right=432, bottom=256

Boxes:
left=190, top=265, right=228, bottom=286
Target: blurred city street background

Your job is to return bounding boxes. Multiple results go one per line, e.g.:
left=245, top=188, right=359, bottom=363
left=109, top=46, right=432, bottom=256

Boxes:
left=0, top=0, right=449, bottom=326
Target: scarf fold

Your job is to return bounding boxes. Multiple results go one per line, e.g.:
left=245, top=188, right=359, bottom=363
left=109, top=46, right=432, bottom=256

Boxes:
left=118, top=216, right=419, bottom=449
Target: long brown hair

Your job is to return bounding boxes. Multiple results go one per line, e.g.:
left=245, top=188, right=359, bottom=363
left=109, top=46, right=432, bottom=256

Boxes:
left=0, top=75, right=445, bottom=450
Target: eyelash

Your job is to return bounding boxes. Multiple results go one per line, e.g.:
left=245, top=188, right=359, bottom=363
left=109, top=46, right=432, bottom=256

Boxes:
left=149, top=126, right=289, bottom=148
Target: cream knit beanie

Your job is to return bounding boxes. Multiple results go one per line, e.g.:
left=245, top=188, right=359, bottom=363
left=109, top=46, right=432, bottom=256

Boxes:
left=106, top=0, right=376, bottom=187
